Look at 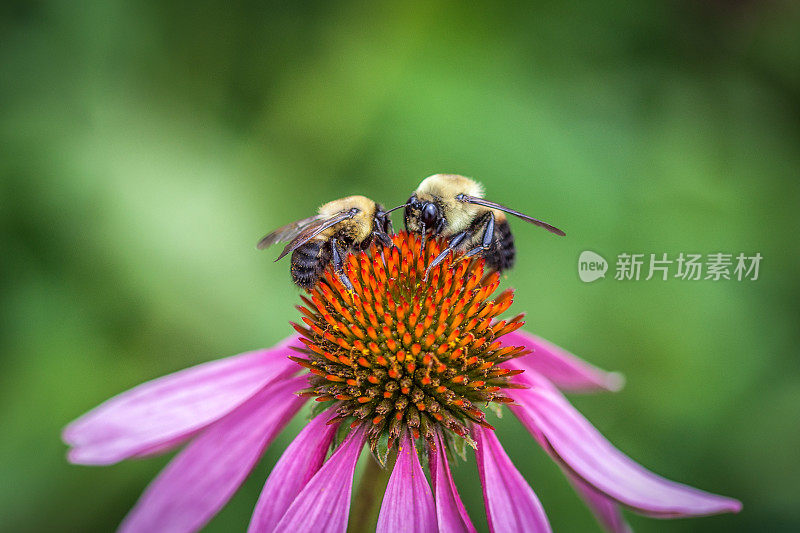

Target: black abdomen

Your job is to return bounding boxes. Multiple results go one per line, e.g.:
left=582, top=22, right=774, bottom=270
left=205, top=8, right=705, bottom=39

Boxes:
left=291, top=240, right=331, bottom=289
left=487, top=220, right=515, bottom=272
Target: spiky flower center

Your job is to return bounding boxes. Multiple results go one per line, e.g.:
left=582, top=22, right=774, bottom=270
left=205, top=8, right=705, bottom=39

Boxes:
left=290, top=232, right=527, bottom=452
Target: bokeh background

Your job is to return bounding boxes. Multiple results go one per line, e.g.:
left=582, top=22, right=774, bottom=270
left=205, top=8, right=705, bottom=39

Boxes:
left=2, top=1, right=799, bottom=531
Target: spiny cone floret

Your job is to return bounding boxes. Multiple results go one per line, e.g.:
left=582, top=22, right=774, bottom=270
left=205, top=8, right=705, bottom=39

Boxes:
left=290, top=232, right=528, bottom=452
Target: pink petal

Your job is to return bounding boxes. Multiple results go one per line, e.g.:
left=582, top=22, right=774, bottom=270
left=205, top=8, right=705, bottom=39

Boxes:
left=63, top=334, right=301, bottom=465
left=502, top=330, right=624, bottom=392
left=273, top=427, right=365, bottom=533
left=429, top=431, right=477, bottom=533
left=118, top=376, right=307, bottom=533
left=473, top=426, right=552, bottom=533
left=130, top=431, right=200, bottom=459
left=565, top=471, right=631, bottom=533
left=377, top=432, right=437, bottom=533
left=248, top=412, right=338, bottom=533
left=508, top=374, right=742, bottom=518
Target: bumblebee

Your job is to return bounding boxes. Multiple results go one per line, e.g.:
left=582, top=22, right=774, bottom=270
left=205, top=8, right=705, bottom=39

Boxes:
left=258, top=196, right=396, bottom=290
left=403, top=174, right=565, bottom=275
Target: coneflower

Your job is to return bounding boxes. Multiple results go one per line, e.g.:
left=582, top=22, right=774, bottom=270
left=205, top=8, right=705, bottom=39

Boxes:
left=63, top=232, right=741, bottom=532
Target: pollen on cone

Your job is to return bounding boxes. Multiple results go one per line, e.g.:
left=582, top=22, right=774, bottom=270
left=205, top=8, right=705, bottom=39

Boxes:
left=289, top=232, right=528, bottom=451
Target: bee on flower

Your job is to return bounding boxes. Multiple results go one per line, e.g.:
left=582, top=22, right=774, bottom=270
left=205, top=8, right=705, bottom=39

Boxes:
left=63, top=190, right=740, bottom=532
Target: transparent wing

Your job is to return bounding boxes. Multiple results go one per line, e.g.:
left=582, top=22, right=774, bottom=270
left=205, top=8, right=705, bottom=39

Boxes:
left=457, top=194, right=566, bottom=236
left=274, top=209, right=355, bottom=261
left=257, top=215, right=323, bottom=250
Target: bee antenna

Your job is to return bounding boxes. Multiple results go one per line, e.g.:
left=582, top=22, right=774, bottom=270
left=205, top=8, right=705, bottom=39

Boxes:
left=383, top=203, right=407, bottom=214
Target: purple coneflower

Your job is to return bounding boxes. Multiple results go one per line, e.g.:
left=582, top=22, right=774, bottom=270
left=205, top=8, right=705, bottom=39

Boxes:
left=63, top=232, right=741, bottom=532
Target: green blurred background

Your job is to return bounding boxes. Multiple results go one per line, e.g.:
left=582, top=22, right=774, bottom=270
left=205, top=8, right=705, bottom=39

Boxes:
left=2, top=1, right=799, bottom=531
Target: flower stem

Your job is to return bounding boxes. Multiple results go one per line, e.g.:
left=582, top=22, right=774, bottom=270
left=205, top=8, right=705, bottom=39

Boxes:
left=348, top=454, right=393, bottom=533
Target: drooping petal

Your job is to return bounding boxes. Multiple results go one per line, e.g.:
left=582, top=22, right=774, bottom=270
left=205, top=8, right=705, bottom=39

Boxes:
left=565, top=470, right=631, bottom=533
left=118, top=376, right=307, bottom=533
left=508, top=375, right=742, bottom=518
left=429, top=431, right=477, bottom=533
left=377, top=432, right=437, bottom=533
left=247, top=411, right=338, bottom=533
left=273, top=427, right=365, bottom=533
left=502, top=330, right=624, bottom=393
left=473, top=426, right=552, bottom=533
left=64, top=334, right=302, bottom=465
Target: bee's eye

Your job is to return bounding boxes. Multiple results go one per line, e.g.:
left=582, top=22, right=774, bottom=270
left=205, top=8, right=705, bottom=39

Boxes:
left=421, top=203, right=439, bottom=227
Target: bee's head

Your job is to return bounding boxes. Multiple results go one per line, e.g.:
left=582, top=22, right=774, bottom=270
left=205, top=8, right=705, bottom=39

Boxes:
left=404, top=194, right=445, bottom=236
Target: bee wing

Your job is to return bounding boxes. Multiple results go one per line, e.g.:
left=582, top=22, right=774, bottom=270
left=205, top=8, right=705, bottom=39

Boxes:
left=457, top=195, right=566, bottom=236
left=257, top=215, right=324, bottom=250
left=274, top=210, right=356, bottom=261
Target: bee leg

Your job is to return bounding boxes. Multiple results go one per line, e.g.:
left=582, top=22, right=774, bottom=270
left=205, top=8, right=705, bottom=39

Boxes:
left=375, top=231, right=399, bottom=261
left=424, top=231, right=469, bottom=279
left=462, top=211, right=496, bottom=259
left=383, top=215, right=395, bottom=235
left=419, top=223, right=427, bottom=253
left=374, top=230, right=395, bottom=249
left=330, top=238, right=354, bottom=292
left=374, top=215, right=395, bottom=240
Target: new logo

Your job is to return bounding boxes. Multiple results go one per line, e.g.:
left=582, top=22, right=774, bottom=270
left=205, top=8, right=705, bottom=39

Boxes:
left=578, top=251, right=608, bottom=282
